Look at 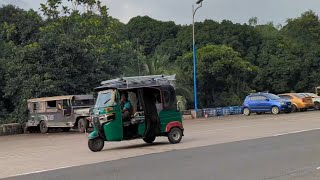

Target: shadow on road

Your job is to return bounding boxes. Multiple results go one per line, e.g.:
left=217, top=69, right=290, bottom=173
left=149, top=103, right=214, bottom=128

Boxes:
left=105, top=142, right=170, bottom=151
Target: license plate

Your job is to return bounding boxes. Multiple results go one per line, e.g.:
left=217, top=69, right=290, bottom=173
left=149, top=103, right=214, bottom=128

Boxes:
left=288, top=105, right=292, bottom=108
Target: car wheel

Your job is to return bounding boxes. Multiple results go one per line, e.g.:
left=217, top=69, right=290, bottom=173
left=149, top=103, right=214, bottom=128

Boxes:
left=271, top=106, right=280, bottom=115
left=301, top=108, right=307, bottom=112
left=314, top=102, right=320, bottom=110
left=39, top=121, right=49, bottom=133
left=78, top=118, right=87, bottom=133
left=143, top=136, right=156, bottom=144
left=243, top=108, right=251, bottom=116
left=88, top=138, right=104, bottom=152
left=292, top=105, right=298, bottom=112
left=168, top=127, right=183, bottom=144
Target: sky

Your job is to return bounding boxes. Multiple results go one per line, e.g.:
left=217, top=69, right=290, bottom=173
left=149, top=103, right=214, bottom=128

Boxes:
left=1, top=0, right=320, bottom=25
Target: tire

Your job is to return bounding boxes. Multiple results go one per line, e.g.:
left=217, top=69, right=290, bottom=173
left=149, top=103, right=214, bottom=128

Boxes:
left=271, top=106, right=280, bottom=115
left=78, top=118, right=87, bottom=133
left=243, top=108, right=251, bottom=116
left=143, top=136, right=156, bottom=144
left=62, top=127, right=71, bottom=132
left=292, top=105, right=298, bottom=112
left=314, top=102, right=320, bottom=110
left=88, top=138, right=104, bottom=152
left=168, top=127, right=183, bottom=144
left=39, top=121, right=49, bottom=133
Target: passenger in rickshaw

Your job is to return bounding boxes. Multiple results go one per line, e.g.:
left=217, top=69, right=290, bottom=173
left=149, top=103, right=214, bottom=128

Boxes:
left=120, top=92, right=132, bottom=122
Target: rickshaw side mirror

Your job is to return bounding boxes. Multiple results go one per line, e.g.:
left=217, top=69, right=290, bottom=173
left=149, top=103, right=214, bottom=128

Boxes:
left=177, top=101, right=182, bottom=112
left=114, top=90, right=120, bottom=104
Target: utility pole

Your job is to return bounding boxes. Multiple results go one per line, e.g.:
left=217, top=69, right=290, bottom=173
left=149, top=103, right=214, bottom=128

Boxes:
left=136, top=38, right=141, bottom=76
left=192, top=0, right=204, bottom=111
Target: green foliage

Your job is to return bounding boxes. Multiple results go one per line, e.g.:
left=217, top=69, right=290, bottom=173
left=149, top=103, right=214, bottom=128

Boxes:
left=177, top=44, right=257, bottom=107
left=1, top=2, right=320, bottom=123
left=124, top=16, right=180, bottom=56
left=0, top=5, right=42, bottom=44
left=143, top=52, right=172, bottom=75
left=0, top=1, right=139, bottom=124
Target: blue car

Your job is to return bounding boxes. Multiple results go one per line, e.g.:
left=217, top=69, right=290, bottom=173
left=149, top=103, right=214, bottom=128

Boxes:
left=242, top=93, right=292, bottom=115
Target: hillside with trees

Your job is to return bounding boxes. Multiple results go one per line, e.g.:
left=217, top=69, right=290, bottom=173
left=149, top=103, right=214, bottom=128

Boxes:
left=0, top=0, right=320, bottom=123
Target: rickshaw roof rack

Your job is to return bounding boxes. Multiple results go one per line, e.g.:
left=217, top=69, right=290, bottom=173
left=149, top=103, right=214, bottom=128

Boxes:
left=99, top=74, right=176, bottom=89
left=27, top=94, right=94, bottom=103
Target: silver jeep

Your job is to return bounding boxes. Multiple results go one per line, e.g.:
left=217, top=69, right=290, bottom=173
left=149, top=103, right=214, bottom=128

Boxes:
left=26, top=95, right=94, bottom=133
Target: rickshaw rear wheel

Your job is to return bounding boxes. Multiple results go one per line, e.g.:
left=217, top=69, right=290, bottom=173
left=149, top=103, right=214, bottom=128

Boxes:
left=88, top=138, right=104, bottom=152
left=143, top=136, right=156, bottom=144
left=168, top=127, right=182, bottom=144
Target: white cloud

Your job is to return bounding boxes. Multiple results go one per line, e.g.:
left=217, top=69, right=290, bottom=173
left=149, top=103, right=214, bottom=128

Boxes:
left=0, top=0, right=28, bottom=7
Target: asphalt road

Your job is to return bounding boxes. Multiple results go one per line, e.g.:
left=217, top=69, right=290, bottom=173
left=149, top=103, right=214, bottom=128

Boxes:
left=4, top=129, right=320, bottom=180
left=1, top=111, right=320, bottom=179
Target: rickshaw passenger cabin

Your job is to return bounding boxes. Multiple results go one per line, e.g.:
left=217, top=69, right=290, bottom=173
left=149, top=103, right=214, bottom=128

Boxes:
left=88, top=75, right=183, bottom=152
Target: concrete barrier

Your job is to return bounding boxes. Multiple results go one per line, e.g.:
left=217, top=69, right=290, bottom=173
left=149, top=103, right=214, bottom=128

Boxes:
left=0, top=123, right=24, bottom=136
left=191, top=109, right=203, bottom=119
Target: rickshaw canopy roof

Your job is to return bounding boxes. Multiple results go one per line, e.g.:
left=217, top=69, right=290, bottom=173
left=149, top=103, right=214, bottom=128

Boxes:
left=96, top=74, right=176, bottom=91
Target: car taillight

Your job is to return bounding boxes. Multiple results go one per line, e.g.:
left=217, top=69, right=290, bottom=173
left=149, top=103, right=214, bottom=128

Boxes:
left=302, top=98, right=306, bottom=103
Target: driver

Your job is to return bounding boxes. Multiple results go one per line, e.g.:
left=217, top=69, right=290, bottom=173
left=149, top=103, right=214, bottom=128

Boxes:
left=120, top=92, right=132, bottom=122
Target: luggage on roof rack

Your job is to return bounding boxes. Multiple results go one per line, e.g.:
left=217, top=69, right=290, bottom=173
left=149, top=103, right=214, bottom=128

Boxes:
left=98, top=74, right=176, bottom=89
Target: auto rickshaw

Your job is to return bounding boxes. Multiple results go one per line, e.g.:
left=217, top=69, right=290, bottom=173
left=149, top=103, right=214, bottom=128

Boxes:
left=88, top=75, right=183, bottom=152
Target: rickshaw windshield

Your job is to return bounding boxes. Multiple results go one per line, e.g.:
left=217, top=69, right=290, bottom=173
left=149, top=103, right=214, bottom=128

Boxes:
left=95, top=90, right=116, bottom=108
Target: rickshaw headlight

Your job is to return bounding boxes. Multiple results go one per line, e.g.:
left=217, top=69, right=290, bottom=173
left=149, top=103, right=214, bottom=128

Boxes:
left=98, top=114, right=115, bottom=124
left=105, top=107, right=113, bottom=112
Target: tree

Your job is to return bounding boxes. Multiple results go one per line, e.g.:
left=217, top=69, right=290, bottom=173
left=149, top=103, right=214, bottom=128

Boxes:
left=177, top=44, right=257, bottom=108
left=0, top=61, right=7, bottom=118
left=0, top=5, right=42, bottom=45
left=143, top=52, right=171, bottom=75
left=249, top=17, right=258, bottom=26
left=2, top=0, right=140, bottom=122
left=125, top=16, right=180, bottom=56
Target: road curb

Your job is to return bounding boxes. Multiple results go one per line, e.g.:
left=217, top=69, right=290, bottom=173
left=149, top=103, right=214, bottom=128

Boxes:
left=0, top=123, right=24, bottom=136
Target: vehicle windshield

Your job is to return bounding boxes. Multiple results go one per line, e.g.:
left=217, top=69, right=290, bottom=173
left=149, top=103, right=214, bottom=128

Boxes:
left=266, top=94, right=281, bottom=100
left=95, top=90, right=116, bottom=108
left=72, top=99, right=94, bottom=106
left=294, top=94, right=305, bottom=98
left=306, top=93, right=317, bottom=97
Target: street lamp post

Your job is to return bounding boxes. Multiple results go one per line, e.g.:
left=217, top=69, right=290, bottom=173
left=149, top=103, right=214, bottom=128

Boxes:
left=192, top=0, right=203, bottom=111
left=136, top=38, right=141, bottom=76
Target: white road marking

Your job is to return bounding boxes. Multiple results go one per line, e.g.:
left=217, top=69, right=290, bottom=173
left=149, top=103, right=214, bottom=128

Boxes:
left=317, top=167, right=320, bottom=170
left=11, top=166, right=76, bottom=177
left=272, top=128, right=320, bottom=137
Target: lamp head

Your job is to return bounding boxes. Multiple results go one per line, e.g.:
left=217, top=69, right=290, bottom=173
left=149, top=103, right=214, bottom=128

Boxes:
left=196, top=0, right=203, bottom=4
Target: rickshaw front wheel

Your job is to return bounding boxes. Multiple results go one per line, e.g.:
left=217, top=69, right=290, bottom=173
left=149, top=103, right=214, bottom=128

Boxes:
left=88, top=138, right=104, bottom=152
left=143, top=136, right=156, bottom=144
left=168, top=127, right=182, bottom=144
